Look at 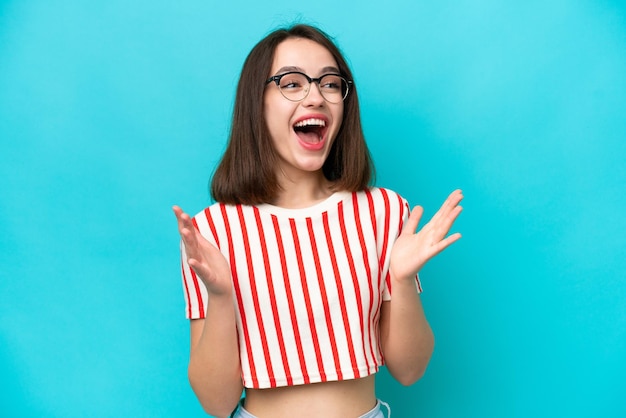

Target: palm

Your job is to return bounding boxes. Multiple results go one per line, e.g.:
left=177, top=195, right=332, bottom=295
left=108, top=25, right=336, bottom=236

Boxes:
left=390, top=190, right=463, bottom=281
left=173, top=206, right=232, bottom=296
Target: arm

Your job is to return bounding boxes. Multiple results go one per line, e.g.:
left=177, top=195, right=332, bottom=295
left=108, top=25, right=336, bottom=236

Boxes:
left=188, top=309, right=243, bottom=417
left=174, top=206, right=243, bottom=417
left=379, top=287, right=433, bottom=385
left=380, top=190, right=463, bottom=386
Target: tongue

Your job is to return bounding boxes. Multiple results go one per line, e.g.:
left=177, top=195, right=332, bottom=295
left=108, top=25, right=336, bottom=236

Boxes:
left=296, top=130, right=321, bottom=144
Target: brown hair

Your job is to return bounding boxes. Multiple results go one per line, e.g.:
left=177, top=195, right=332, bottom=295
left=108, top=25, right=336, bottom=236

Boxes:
left=211, top=24, right=374, bottom=205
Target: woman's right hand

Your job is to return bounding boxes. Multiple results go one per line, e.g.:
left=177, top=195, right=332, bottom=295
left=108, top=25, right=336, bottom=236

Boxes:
left=173, top=206, right=232, bottom=296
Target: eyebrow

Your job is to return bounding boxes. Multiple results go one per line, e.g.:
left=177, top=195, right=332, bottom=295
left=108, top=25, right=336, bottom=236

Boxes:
left=274, top=65, right=342, bottom=75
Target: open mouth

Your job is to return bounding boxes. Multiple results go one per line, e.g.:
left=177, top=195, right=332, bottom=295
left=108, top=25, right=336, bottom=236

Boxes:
left=293, top=118, right=327, bottom=146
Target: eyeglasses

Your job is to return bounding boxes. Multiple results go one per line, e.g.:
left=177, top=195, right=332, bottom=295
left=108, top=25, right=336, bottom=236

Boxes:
left=265, top=71, right=352, bottom=104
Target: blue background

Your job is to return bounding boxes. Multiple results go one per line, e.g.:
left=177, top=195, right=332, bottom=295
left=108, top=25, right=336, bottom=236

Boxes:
left=1, top=1, right=625, bottom=417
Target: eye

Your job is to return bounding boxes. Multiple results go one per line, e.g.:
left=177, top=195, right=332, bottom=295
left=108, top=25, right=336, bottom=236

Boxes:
left=281, top=80, right=301, bottom=89
left=279, top=73, right=307, bottom=90
left=320, top=75, right=343, bottom=91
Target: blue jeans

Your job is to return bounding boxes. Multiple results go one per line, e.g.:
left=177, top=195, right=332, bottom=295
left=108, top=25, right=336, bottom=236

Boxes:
left=231, top=399, right=391, bottom=418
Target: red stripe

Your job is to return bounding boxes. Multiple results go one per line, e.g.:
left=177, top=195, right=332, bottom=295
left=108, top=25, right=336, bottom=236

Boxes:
left=365, top=189, right=377, bottom=245
left=396, top=194, right=406, bottom=241
left=364, top=190, right=384, bottom=359
left=188, top=218, right=205, bottom=318
left=272, top=216, right=309, bottom=384
left=364, top=190, right=381, bottom=293
left=351, top=192, right=378, bottom=367
left=237, top=206, right=276, bottom=387
left=379, top=189, right=392, bottom=295
left=204, top=207, right=220, bottom=248
left=290, top=218, right=326, bottom=381
left=181, top=252, right=194, bottom=318
left=399, top=199, right=423, bottom=292
left=221, top=204, right=258, bottom=385
left=307, top=217, right=342, bottom=380
left=398, top=195, right=422, bottom=293
left=377, top=189, right=393, bottom=359
left=253, top=208, right=292, bottom=386
left=323, top=208, right=358, bottom=377
left=416, top=276, right=423, bottom=293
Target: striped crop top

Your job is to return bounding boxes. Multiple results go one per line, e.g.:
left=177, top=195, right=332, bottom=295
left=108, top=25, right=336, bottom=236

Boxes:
left=180, top=187, right=421, bottom=389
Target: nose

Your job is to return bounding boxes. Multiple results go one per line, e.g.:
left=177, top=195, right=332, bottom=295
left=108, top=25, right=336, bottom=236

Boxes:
left=302, top=81, right=326, bottom=106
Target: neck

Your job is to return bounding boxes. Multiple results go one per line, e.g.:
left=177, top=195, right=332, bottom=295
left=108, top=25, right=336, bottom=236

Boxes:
left=272, top=171, right=334, bottom=209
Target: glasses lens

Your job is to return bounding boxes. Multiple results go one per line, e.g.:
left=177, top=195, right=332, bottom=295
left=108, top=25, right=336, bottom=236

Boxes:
left=319, top=74, right=348, bottom=103
left=278, top=72, right=309, bottom=101
left=276, top=72, right=350, bottom=103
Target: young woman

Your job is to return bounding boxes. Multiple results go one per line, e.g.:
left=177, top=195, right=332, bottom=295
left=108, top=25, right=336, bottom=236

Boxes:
left=173, top=24, right=463, bottom=418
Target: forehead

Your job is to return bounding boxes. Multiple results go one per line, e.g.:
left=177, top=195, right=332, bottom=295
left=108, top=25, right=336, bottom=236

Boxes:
left=270, top=38, right=339, bottom=74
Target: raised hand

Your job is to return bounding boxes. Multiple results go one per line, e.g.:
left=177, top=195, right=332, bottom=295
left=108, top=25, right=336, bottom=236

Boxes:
left=390, top=190, right=463, bottom=281
left=173, top=206, right=232, bottom=296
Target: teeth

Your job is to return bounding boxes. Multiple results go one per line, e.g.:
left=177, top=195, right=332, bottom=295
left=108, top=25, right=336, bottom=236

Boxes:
left=294, top=118, right=326, bottom=128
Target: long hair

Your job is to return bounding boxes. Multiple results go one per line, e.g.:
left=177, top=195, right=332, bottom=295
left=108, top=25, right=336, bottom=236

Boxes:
left=211, top=24, right=374, bottom=205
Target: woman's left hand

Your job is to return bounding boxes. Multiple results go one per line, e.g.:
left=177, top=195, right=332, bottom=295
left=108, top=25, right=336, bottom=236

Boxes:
left=390, top=189, right=464, bottom=281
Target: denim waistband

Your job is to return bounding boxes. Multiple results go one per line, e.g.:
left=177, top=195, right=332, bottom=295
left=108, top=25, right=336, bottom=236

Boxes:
left=231, top=399, right=390, bottom=418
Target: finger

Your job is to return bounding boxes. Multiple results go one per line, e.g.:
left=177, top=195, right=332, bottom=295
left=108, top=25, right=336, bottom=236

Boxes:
left=429, top=193, right=453, bottom=224
left=187, top=257, right=208, bottom=278
left=176, top=210, right=199, bottom=240
left=185, top=221, right=204, bottom=252
left=186, top=257, right=213, bottom=285
left=172, top=205, right=183, bottom=216
left=174, top=208, right=202, bottom=257
left=447, top=205, right=463, bottom=223
left=173, top=206, right=191, bottom=243
left=442, top=190, right=463, bottom=215
left=402, top=205, right=424, bottom=235
left=431, top=231, right=462, bottom=256
left=451, top=190, right=464, bottom=211
left=430, top=205, right=463, bottom=242
left=173, top=206, right=191, bottom=232
left=432, top=191, right=463, bottom=226
left=437, top=205, right=463, bottom=229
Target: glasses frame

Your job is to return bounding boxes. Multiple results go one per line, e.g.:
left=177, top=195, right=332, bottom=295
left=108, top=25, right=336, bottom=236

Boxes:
left=265, top=71, right=353, bottom=103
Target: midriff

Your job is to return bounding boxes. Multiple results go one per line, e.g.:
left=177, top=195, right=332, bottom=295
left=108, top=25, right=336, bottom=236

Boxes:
left=243, top=374, right=377, bottom=418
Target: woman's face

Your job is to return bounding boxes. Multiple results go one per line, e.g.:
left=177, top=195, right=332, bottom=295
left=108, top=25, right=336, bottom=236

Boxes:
left=263, top=37, right=344, bottom=182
